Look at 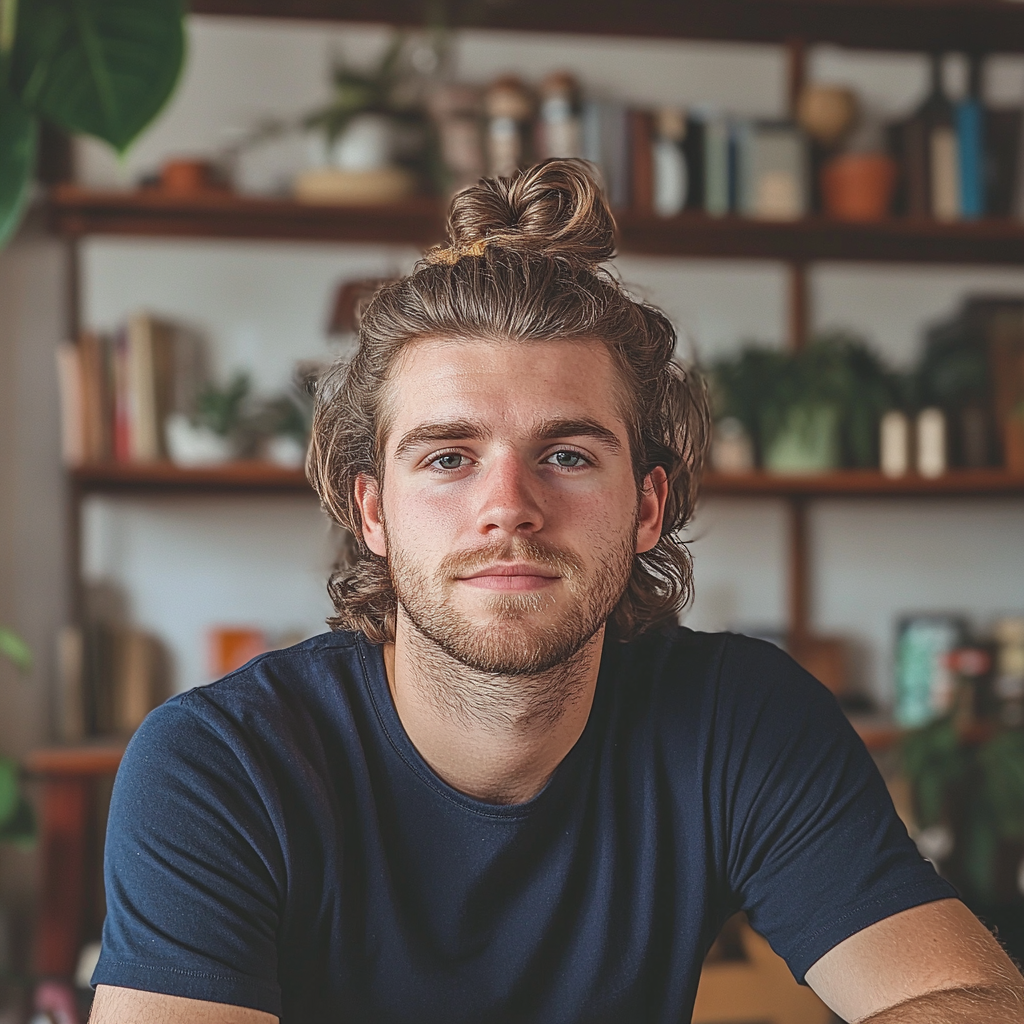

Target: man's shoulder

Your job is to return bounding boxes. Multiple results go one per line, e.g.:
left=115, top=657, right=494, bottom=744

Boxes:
left=131, top=630, right=375, bottom=765
left=614, top=625, right=838, bottom=738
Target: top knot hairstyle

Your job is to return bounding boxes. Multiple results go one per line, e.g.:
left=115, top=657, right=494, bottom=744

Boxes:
left=307, top=158, right=711, bottom=644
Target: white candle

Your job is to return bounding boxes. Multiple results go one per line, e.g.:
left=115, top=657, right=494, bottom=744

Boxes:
left=880, top=411, right=910, bottom=477
left=916, top=407, right=947, bottom=478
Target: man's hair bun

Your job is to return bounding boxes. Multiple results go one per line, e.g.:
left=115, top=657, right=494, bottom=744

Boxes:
left=446, top=158, right=617, bottom=269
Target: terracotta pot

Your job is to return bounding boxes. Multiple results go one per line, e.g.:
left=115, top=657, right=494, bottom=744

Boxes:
left=821, top=153, right=898, bottom=222
left=159, top=158, right=225, bottom=194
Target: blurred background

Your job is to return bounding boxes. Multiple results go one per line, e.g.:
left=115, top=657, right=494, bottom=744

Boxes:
left=2, top=2, right=1024, bottom=1022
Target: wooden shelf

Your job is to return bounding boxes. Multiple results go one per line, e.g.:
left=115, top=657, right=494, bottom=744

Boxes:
left=703, top=468, right=1024, bottom=498
left=616, top=212, right=1024, bottom=265
left=190, top=0, right=1024, bottom=55
left=25, top=743, right=125, bottom=777
left=49, top=187, right=1024, bottom=265
left=70, top=461, right=310, bottom=494
left=48, top=185, right=446, bottom=246
left=69, top=462, right=1024, bottom=498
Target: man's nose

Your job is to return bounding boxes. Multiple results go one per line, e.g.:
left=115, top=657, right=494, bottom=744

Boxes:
left=474, top=452, right=545, bottom=535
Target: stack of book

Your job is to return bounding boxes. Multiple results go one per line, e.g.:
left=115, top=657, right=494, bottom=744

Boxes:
left=56, top=623, right=166, bottom=741
left=56, top=313, right=204, bottom=466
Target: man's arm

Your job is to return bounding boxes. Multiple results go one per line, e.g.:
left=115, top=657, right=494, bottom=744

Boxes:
left=89, top=986, right=278, bottom=1024
left=804, top=898, right=1024, bottom=1023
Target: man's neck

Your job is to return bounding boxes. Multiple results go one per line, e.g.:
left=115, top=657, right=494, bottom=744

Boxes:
left=383, top=623, right=604, bottom=805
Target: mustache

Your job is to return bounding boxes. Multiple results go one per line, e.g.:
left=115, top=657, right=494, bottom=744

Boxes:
left=436, top=536, right=584, bottom=580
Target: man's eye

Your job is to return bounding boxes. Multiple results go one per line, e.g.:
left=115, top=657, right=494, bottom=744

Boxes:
left=431, top=453, right=466, bottom=470
left=548, top=450, right=587, bottom=468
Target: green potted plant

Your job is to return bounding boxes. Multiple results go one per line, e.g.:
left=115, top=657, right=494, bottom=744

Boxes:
left=710, top=332, right=897, bottom=473
left=165, top=372, right=251, bottom=466
left=0, top=628, right=36, bottom=844
left=0, top=0, right=186, bottom=246
left=903, top=718, right=1024, bottom=906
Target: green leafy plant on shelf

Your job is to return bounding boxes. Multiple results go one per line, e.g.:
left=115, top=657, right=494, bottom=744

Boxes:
left=0, top=628, right=36, bottom=844
left=709, top=332, right=900, bottom=472
left=0, top=0, right=187, bottom=246
left=903, top=718, right=1024, bottom=905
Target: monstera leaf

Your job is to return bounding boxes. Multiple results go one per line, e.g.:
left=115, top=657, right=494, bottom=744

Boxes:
left=0, top=0, right=184, bottom=247
left=0, top=78, right=36, bottom=246
left=11, top=0, right=185, bottom=152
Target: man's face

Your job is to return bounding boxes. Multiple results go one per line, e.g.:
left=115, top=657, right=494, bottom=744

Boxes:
left=356, top=337, right=666, bottom=675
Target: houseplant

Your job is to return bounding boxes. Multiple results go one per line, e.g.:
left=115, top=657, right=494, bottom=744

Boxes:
left=0, top=0, right=186, bottom=246
left=709, top=332, right=898, bottom=473
left=903, top=717, right=1024, bottom=905
left=0, top=628, right=36, bottom=843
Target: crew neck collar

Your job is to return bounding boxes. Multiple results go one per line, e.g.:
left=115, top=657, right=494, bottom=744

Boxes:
left=356, top=634, right=616, bottom=819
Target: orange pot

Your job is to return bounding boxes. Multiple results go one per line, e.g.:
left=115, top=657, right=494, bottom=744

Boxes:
left=821, top=153, right=898, bottom=222
left=160, top=158, right=226, bottom=194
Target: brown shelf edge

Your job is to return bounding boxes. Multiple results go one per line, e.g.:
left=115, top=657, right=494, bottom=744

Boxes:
left=70, top=461, right=312, bottom=494
left=25, top=744, right=126, bottom=776
left=190, top=0, right=1024, bottom=55
left=48, top=187, right=1024, bottom=265
left=67, top=463, right=1024, bottom=498
left=702, top=469, right=1024, bottom=498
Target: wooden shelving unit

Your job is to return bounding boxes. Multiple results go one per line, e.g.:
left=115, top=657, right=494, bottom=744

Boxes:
left=50, top=185, right=1024, bottom=266
left=38, top=5, right=1024, bottom=988
left=69, top=461, right=1024, bottom=499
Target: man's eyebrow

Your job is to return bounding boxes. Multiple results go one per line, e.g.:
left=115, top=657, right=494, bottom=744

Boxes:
left=393, top=419, right=491, bottom=459
left=533, top=419, right=624, bottom=452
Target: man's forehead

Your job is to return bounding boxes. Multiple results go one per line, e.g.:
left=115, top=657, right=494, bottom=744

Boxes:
left=381, top=336, right=628, bottom=447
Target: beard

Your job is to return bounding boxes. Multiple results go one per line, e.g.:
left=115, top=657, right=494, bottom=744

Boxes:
left=386, top=528, right=636, bottom=678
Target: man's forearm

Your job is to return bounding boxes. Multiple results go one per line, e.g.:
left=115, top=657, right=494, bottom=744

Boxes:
left=862, top=983, right=1024, bottom=1024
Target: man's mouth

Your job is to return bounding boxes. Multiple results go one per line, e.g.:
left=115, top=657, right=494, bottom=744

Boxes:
left=457, top=563, right=561, bottom=591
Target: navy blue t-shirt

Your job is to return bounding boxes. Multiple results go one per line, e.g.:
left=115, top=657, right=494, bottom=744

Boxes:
left=94, top=628, right=954, bottom=1022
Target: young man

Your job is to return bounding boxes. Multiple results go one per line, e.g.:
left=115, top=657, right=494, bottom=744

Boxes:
left=90, top=162, right=1023, bottom=1023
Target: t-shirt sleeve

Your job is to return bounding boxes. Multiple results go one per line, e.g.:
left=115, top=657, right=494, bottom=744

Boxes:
left=92, top=694, right=285, bottom=1017
left=713, top=635, right=957, bottom=983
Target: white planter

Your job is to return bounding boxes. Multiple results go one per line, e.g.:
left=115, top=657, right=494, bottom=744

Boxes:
left=326, top=113, right=396, bottom=172
left=165, top=413, right=234, bottom=466
left=266, top=435, right=307, bottom=469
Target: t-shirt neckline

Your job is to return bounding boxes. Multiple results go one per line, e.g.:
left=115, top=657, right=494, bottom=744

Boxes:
left=356, top=633, right=615, bottom=820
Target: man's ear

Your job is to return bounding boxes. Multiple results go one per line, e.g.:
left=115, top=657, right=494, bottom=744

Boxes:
left=636, top=466, right=669, bottom=555
left=354, top=474, right=387, bottom=557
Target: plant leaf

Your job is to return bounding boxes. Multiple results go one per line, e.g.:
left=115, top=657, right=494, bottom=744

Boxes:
left=0, top=77, right=36, bottom=246
left=0, top=794, right=35, bottom=845
left=10, top=0, right=185, bottom=153
left=0, top=626, right=32, bottom=671
left=0, top=759, right=19, bottom=827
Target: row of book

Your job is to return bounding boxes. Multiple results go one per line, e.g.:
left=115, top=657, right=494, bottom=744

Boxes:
left=597, top=102, right=1022, bottom=222
left=459, top=68, right=1024, bottom=221
left=56, top=314, right=204, bottom=465
left=56, top=623, right=166, bottom=742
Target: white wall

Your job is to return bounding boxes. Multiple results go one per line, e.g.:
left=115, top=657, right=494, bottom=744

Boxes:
left=0, top=209, right=70, bottom=918
left=75, top=15, right=1024, bottom=704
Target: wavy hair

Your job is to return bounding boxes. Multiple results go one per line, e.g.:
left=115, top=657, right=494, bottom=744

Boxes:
left=307, top=159, right=711, bottom=643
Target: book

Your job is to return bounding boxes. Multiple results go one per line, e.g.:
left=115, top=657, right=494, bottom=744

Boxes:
left=682, top=115, right=706, bottom=210
left=55, top=343, right=85, bottom=466
left=68, top=621, right=166, bottom=737
left=703, top=115, right=730, bottom=216
left=984, top=108, right=1022, bottom=218
left=628, top=109, right=654, bottom=215
left=581, top=100, right=630, bottom=209
left=956, top=101, right=984, bottom=218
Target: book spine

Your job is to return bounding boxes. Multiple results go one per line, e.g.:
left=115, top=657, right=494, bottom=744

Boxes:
left=930, top=125, right=960, bottom=221
left=704, top=117, right=730, bottom=216
left=629, top=109, right=654, bottom=215
left=112, top=329, right=132, bottom=463
left=682, top=116, right=705, bottom=210
left=956, top=99, right=984, bottom=219
left=55, top=343, right=85, bottom=467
